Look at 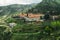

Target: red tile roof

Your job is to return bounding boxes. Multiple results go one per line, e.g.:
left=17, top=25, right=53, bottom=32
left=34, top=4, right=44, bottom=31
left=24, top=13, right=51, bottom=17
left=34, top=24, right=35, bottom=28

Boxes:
left=19, top=13, right=44, bottom=18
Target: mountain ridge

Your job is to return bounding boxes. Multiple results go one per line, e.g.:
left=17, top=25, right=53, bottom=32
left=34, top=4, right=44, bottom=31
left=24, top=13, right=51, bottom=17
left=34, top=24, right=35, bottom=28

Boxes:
left=27, top=0, right=60, bottom=15
left=0, top=4, right=37, bottom=16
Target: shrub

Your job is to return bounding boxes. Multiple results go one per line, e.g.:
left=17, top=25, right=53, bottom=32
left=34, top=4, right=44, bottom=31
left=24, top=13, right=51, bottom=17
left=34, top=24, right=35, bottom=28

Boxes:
left=0, top=26, right=12, bottom=40
left=5, top=18, right=16, bottom=23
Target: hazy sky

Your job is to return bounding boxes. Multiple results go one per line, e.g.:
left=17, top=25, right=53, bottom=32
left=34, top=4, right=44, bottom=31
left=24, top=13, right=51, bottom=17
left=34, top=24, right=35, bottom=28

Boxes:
left=0, top=0, right=42, bottom=6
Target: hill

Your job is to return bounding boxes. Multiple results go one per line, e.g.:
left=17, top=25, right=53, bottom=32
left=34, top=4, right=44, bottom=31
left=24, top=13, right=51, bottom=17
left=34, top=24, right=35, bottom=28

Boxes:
left=0, top=4, right=37, bottom=16
left=56, top=0, right=60, bottom=4
left=28, top=0, right=60, bottom=15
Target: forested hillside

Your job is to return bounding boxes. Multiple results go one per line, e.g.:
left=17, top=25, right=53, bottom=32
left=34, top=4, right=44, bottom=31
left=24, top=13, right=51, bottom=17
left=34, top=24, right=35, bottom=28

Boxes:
left=0, top=4, right=37, bottom=16
left=28, top=0, right=60, bottom=15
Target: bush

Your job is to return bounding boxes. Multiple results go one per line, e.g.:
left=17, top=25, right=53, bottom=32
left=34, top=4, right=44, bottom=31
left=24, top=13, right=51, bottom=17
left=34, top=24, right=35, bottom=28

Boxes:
left=5, top=18, right=16, bottom=23
left=0, top=26, right=12, bottom=40
left=12, top=23, right=40, bottom=33
left=0, top=26, right=6, bottom=40
left=11, top=33, right=40, bottom=40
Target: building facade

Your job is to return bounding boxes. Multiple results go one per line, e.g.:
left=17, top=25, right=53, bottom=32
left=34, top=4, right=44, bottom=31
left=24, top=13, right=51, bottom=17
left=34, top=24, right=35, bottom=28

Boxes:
left=18, top=13, right=44, bottom=22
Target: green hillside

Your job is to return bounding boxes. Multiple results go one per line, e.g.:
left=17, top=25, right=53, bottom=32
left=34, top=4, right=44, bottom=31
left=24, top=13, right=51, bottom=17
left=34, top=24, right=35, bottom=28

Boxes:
left=0, top=4, right=37, bottom=23
left=28, top=0, right=60, bottom=15
left=0, top=4, right=37, bottom=16
left=56, top=0, right=60, bottom=4
left=0, top=0, right=60, bottom=40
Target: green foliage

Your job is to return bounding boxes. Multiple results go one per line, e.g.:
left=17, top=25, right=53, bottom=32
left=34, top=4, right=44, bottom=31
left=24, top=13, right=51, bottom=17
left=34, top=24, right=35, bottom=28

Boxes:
left=1, top=0, right=60, bottom=40
left=11, top=33, right=40, bottom=40
left=5, top=18, right=16, bottom=23
left=0, top=4, right=36, bottom=16
left=51, top=21, right=60, bottom=26
left=10, top=20, right=60, bottom=40
left=44, top=14, right=50, bottom=20
left=0, top=26, right=6, bottom=40
left=4, top=15, right=60, bottom=40
left=12, top=23, right=40, bottom=33
left=0, top=26, right=12, bottom=40
left=28, top=0, right=60, bottom=15
left=2, top=17, right=60, bottom=40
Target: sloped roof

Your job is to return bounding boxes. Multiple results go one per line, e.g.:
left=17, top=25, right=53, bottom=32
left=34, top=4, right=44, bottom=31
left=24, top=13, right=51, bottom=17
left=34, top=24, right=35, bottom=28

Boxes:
left=19, top=13, right=44, bottom=18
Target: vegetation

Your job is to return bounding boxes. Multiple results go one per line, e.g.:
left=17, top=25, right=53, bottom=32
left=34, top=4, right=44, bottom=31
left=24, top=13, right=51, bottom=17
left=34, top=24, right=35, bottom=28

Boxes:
left=4, top=17, right=60, bottom=40
left=27, top=0, right=60, bottom=15
left=0, top=4, right=36, bottom=16
left=0, top=26, right=12, bottom=40
left=0, top=0, right=60, bottom=40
